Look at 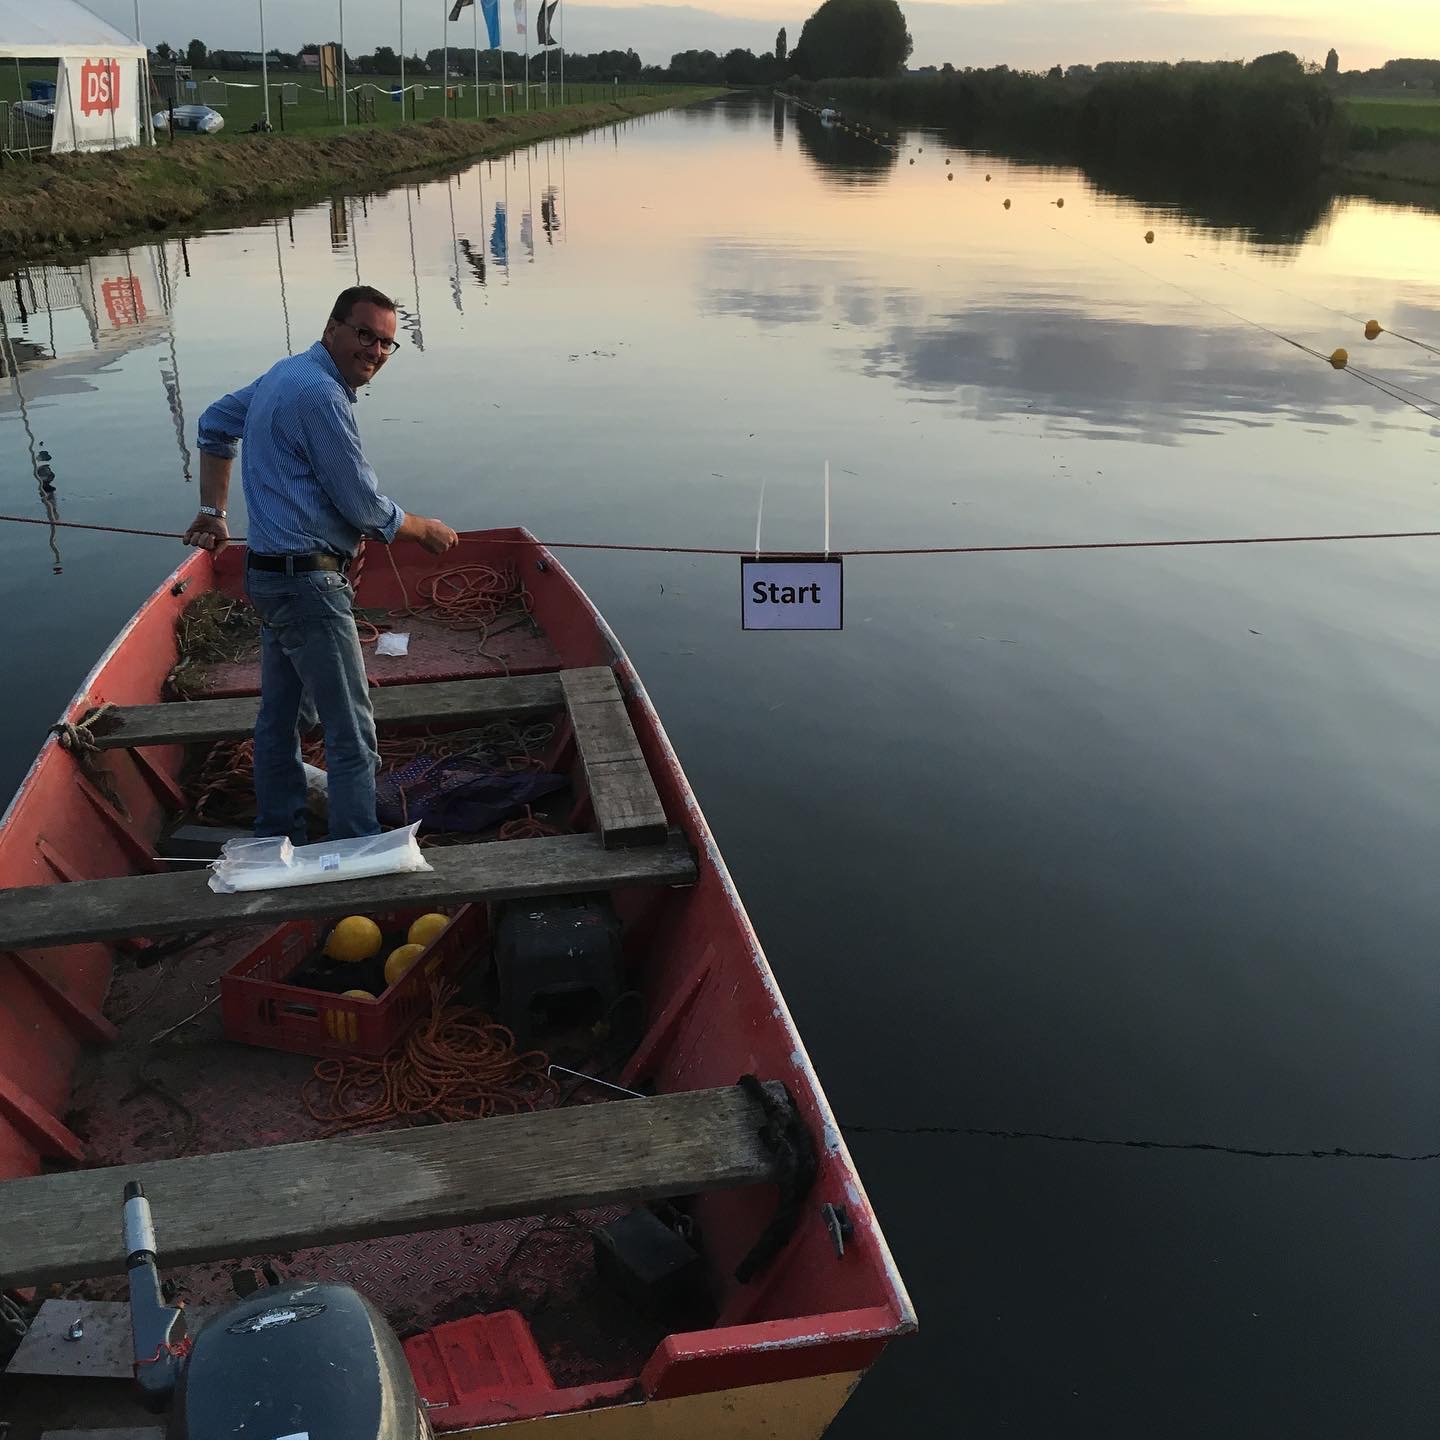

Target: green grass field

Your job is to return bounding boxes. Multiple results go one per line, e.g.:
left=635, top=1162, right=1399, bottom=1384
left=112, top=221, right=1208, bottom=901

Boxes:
left=1, top=62, right=693, bottom=142
left=1343, top=97, right=1440, bottom=134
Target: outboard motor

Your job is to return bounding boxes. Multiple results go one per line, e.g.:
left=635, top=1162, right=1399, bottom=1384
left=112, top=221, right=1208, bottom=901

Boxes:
left=124, top=1181, right=431, bottom=1440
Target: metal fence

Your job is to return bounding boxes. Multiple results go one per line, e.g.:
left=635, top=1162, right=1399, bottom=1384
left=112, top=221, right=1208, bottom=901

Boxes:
left=1, top=99, right=55, bottom=157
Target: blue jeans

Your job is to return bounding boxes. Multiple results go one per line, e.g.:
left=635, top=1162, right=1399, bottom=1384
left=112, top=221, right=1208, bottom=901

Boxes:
left=244, top=567, right=379, bottom=844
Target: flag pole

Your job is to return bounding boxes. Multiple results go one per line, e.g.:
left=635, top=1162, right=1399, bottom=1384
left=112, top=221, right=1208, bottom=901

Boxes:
left=442, top=0, right=449, bottom=119
left=339, top=0, right=348, bottom=123
left=499, top=30, right=506, bottom=112
left=339, top=0, right=348, bottom=125
left=473, top=0, right=480, bottom=115
left=543, top=13, right=548, bottom=109
left=524, top=0, right=529, bottom=110
left=259, top=0, right=271, bottom=128
left=558, top=0, right=564, bottom=104
left=399, top=0, right=405, bottom=120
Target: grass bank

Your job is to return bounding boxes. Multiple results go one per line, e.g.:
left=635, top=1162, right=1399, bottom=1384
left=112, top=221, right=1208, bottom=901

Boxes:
left=1336, top=97, right=1440, bottom=186
left=0, top=91, right=721, bottom=260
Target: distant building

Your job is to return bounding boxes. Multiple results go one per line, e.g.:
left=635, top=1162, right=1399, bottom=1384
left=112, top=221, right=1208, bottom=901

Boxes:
left=300, top=53, right=321, bottom=71
left=209, top=51, right=270, bottom=68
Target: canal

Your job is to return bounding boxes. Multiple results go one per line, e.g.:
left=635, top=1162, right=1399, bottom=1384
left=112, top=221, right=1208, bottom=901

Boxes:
left=3, top=93, right=1440, bottom=1435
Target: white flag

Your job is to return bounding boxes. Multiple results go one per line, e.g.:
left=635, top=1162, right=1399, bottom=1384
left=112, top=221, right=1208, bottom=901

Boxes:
left=514, top=0, right=527, bottom=34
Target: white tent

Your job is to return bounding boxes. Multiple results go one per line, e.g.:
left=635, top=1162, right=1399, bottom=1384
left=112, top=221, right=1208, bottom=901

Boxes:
left=0, top=0, right=144, bottom=58
left=0, top=0, right=151, bottom=153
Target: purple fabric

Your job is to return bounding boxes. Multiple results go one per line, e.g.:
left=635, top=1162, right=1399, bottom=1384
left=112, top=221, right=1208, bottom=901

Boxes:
left=376, top=754, right=565, bottom=832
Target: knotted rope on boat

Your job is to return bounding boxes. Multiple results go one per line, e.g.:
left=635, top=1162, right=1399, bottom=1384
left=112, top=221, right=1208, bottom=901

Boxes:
left=52, top=702, right=130, bottom=818
left=302, top=981, right=557, bottom=1134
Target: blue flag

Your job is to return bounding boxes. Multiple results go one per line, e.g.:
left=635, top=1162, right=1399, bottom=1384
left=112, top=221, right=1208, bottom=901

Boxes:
left=480, top=0, right=501, bottom=47
left=490, top=201, right=508, bottom=265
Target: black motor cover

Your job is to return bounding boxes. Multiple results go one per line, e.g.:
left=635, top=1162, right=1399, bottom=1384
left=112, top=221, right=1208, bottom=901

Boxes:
left=168, top=1282, right=429, bottom=1440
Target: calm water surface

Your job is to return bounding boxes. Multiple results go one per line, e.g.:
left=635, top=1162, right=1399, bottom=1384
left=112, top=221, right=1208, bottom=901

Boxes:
left=4, top=96, right=1440, bottom=1436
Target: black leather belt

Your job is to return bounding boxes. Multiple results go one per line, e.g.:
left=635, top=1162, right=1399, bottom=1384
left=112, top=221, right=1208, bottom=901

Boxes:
left=246, top=551, right=350, bottom=574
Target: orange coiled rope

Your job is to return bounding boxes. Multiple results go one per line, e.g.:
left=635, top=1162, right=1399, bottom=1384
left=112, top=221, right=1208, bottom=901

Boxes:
left=381, top=546, right=532, bottom=630
left=303, top=984, right=556, bottom=1134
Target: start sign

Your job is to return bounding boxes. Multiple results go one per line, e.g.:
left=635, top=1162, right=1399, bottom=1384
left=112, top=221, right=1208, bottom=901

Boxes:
left=741, top=555, right=843, bottom=631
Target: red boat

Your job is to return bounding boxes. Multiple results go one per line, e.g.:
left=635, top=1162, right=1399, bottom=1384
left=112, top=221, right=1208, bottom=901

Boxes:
left=0, top=529, right=913, bottom=1438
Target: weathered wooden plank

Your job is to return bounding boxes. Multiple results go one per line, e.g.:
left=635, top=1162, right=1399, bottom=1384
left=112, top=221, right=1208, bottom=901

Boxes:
left=9, top=1300, right=218, bottom=1379
left=559, top=669, right=667, bottom=849
left=585, top=759, right=670, bottom=849
left=0, top=831, right=695, bottom=951
left=0, top=1085, right=785, bottom=1287
left=42, top=1431, right=165, bottom=1440
left=86, top=673, right=565, bottom=750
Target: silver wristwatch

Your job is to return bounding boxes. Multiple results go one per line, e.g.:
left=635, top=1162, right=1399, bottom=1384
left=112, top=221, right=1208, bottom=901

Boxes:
left=198, top=505, right=226, bottom=519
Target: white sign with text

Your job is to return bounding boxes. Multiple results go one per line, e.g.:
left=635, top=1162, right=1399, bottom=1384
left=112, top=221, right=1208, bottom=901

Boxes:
left=741, top=556, right=843, bottom=631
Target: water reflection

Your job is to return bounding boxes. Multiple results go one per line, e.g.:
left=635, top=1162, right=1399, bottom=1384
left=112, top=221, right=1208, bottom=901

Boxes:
left=791, top=105, right=897, bottom=186
left=0, top=248, right=199, bottom=567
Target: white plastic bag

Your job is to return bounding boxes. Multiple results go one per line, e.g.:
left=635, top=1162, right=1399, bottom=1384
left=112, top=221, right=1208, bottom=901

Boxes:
left=302, top=762, right=330, bottom=821
left=208, top=823, right=431, bottom=893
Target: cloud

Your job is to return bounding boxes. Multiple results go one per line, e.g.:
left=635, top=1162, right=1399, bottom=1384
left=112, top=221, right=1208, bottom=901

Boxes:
left=696, top=239, right=1440, bottom=443
left=88, top=0, right=1435, bottom=71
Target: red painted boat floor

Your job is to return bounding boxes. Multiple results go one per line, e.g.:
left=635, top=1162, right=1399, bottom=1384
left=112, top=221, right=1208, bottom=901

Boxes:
left=60, top=936, right=664, bottom=1388
left=188, top=611, right=562, bottom=699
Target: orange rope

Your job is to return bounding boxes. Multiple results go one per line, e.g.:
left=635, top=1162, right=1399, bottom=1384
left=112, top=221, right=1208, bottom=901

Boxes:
left=303, top=983, right=556, bottom=1133
left=498, top=805, right=565, bottom=841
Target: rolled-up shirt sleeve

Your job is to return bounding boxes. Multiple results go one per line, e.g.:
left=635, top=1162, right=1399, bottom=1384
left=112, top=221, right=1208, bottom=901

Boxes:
left=298, top=389, right=405, bottom=543
left=196, top=380, right=259, bottom=460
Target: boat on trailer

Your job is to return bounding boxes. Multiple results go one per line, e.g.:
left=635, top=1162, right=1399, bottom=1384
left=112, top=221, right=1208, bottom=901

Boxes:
left=0, top=528, right=913, bottom=1439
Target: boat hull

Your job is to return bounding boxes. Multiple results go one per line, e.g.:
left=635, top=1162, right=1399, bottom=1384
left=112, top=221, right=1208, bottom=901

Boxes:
left=0, top=529, right=913, bottom=1434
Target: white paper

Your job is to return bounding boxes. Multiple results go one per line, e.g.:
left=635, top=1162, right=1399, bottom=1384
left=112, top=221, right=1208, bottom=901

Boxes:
left=375, top=631, right=410, bottom=657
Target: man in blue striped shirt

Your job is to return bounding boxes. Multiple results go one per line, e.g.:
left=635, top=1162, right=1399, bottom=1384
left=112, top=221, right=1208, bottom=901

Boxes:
left=184, top=285, right=457, bottom=843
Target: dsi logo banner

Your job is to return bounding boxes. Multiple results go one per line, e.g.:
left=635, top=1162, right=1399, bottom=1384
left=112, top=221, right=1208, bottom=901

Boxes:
left=52, top=56, right=138, bottom=153
left=80, top=59, right=121, bottom=116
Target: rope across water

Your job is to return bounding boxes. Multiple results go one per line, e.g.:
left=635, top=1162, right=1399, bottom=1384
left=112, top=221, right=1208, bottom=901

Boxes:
left=7, top=512, right=1440, bottom=560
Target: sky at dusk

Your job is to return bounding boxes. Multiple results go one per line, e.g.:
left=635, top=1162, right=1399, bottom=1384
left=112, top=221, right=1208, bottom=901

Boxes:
left=86, top=0, right=1440, bottom=72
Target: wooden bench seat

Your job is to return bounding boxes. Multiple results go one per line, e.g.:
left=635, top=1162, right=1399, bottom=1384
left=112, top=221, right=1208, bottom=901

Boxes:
left=0, top=830, right=695, bottom=951
left=85, top=674, right=566, bottom=750
left=81, top=665, right=668, bottom=849
left=0, top=1084, right=785, bottom=1287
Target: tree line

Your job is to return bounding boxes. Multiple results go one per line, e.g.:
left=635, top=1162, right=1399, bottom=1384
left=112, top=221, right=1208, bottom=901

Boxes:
left=800, top=60, right=1344, bottom=182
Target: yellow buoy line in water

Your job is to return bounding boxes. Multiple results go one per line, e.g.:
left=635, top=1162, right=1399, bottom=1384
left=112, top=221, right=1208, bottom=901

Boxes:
left=1193, top=256, right=1440, bottom=360
left=1039, top=221, right=1440, bottom=421
left=783, top=98, right=1438, bottom=388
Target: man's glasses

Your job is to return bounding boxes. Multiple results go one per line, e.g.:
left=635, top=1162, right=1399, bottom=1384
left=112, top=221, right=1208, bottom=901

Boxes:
left=337, top=318, right=400, bottom=355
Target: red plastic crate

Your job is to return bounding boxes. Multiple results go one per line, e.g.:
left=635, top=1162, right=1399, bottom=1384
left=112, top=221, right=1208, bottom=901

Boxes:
left=220, top=904, right=487, bottom=1057
left=404, top=1310, right=558, bottom=1429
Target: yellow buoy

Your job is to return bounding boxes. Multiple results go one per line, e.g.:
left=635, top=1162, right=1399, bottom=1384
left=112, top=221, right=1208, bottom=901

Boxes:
left=947, top=173, right=953, bottom=181
left=1055, top=197, right=1064, bottom=208
left=1329, top=348, right=1349, bottom=370
left=1145, top=230, right=1155, bottom=243
left=985, top=173, right=991, bottom=181
left=945, top=158, right=950, bottom=165
left=342, top=989, right=376, bottom=1001
left=909, top=157, right=914, bottom=164
left=384, top=943, right=426, bottom=988
left=917, top=146, right=923, bottom=153
left=324, top=915, right=382, bottom=963
left=1003, top=198, right=1011, bottom=209
left=407, top=913, right=450, bottom=948
left=1364, top=319, right=1383, bottom=340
